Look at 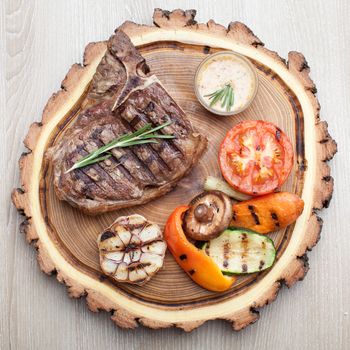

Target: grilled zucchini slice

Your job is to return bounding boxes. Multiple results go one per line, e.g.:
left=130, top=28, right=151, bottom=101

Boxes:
left=203, top=228, right=276, bottom=274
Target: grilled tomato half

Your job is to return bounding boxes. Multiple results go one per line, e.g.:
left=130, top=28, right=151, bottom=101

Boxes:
left=219, top=120, right=294, bottom=195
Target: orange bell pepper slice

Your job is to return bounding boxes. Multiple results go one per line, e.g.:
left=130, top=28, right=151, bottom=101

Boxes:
left=164, top=205, right=236, bottom=292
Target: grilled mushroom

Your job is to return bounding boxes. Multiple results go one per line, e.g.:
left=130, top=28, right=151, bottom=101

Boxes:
left=183, top=191, right=232, bottom=241
left=97, top=214, right=167, bottom=285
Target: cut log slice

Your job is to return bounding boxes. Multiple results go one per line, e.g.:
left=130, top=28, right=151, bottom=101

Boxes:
left=12, top=8, right=337, bottom=331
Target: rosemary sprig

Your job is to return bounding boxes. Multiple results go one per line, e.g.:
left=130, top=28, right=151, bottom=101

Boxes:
left=65, top=120, right=174, bottom=174
left=205, top=83, right=234, bottom=112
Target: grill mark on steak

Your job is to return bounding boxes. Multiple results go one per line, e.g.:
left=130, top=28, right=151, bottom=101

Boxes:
left=102, top=112, right=167, bottom=181
left=82, top=136, right=142, bottom=199
left=124, top=106, right=183, bottom=171
left=129, top=114, right=142, bottom=128
left=133, top=148, right=169, bottom=182
left=74, top=146, right=131, bottom=200
left=148, top=117, right=189, bottom=158
left=111, top=162, right=136, bottom=185
left=73, top=167, right=112, bottom=200
left=110, top=149, right=155, bottom=184
left=72, top=169, right=101, bottom=199
left=128, top=88, right=187, bottom=157
left=81, top=164, right=119, bottom=198
left=87, top=131, right=136, bottom=184
left=133, top=106, right=184, bottom=159
left=108, top=122, right=165, bottom=183
left=99, top=124, right=156, bottom=185
left=145, top=84, right=189, bottom=131
left=93, top=120, right=163, bottom=190
left=118, top=110, right=171, bottom=176
left=142, top=114, right=185, bottom=159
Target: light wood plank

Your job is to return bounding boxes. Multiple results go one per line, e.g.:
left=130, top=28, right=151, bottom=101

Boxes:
left=2, top=0, right=349, bottom=349
left=0, top=0, right=9, bottom=347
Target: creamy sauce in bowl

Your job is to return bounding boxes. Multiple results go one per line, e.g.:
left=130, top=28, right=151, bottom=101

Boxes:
left=195, top=52, right=258, bottom=115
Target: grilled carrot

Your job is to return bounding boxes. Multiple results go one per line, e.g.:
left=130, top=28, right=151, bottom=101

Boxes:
left=231, top=192, right=304, bottom=234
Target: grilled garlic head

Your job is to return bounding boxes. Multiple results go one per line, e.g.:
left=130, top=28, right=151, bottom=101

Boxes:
left=97, top=214, right=167, bottom=285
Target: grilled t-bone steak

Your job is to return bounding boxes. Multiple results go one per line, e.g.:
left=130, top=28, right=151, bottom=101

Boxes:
left=47, top=30, right=207, bottom=215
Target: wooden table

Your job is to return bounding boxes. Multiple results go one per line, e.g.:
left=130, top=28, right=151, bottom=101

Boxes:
left=2, top=1, right=349, bottom=349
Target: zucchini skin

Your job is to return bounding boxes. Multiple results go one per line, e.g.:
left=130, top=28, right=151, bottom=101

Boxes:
left=203, top=228, right=276, bottom=275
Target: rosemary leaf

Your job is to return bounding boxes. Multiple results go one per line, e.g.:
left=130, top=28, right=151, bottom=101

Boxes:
left=204, top=87, right=225, bottom=98
left=80, top=154, right=112, bottom=167
left=65, top=120, right=175, bottom=174
left=209, top=88, right=226, bottom=107
left=117, top=140, right=159, bottom=147
left=205, top=83, right=235, bottom=112
left=225, top=86, right=231, bottom=111
left=65, top=154, right=112, bottom=174
left=230, top=87, right=235, bottom=110
left=121, top=123, right=152, bottom=139
left=135, top=133, right=174, bottom=140
left=149, top=134, right=176, bottom=139
left=221, top=85, right=229, bottom=108
left=141, top=119, right=172, bottom=134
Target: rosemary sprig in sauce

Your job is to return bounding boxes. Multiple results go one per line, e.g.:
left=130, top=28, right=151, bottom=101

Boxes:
left=205, top=83, right=234, bottom=112
left=65, top=120, right=175, bottom=174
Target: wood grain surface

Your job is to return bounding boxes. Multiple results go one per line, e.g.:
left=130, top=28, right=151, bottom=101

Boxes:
left=2, top=0, right=349, bottom=349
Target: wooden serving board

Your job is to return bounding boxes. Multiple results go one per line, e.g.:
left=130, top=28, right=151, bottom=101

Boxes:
left=12, top=9, right=337, bottom=331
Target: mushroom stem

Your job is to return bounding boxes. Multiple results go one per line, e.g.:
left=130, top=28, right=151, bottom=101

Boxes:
left=194, top=204, right=214, bottom=223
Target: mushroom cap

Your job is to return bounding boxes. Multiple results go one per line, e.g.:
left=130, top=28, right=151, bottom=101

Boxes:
left=183, top=191, right=232, bottom=241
